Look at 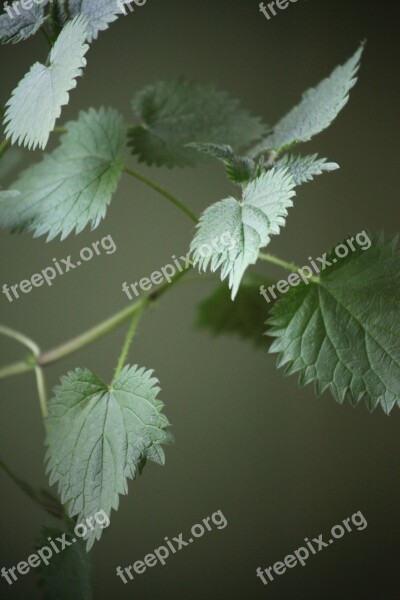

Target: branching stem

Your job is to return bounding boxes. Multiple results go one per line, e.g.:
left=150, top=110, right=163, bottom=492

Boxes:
left=258, top=252, right=320, bottom=283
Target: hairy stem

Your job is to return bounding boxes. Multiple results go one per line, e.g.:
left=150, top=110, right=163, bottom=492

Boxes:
left=124, top=166, right=198, bottom=224
left=112, top=301, right=148, bottom=384
left=258, top=252, right=320, bottom=283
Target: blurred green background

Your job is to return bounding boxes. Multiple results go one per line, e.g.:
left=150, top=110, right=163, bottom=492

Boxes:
left=1, top=0, right=399, bottom=597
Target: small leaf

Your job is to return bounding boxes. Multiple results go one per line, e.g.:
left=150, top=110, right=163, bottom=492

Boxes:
left=0, top=1, right=49, bottom=44
left=191, top=168, right=296, bottom=299
left=69, top=0, right=129, bottom=42
left=251, top=44, right=364, bottom=155
left=36, top=526, right=92, bottom=599
left=45, top=365, right=173, bottom=549
left=196, top=274, right=276, bottom=348
left=189, top=143, right=256, bottom=184
left=275, top=154, right=339, bottom=185
left=0, top=107, right=126, bottom=240
left=129, top=78, right=267, bottom=167
left=4, top=15, right=89, bottom=150
left=267, top=233, right=400, bottom=414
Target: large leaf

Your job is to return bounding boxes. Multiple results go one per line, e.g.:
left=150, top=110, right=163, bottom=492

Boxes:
left=45, top=365, right=173, bottom=549
left=129, top=78, right=267, bottom=167
left=69, top=0, right=129, bottom=42
left=3, top=15, right=89, bottom=150
left=191, top=168, right=296, bottom=299
left=36, top=526, right=92, bottom=599
left=275, top=154, right=339, bottom=185
left=267, top=233, right=400, bottom=414
left=196, top=275, right=276, bottom=348
left=0, top=1, right=49, bottom=44
left=0, top=107, right=126, bottom=240
left=251, top=45, right=364, bottom=155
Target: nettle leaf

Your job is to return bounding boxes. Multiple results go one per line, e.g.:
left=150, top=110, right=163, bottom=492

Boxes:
left=267, top=233, right=400, bottom=414
left=0, top=1, right=49, bottom=44
left=196, top=274, right=276, bottom=348
left=3, top=15, right=89, bottom=150
left=129, top=78, right=267, bottom=167
left=251, top=45, right=364, bottom=155
left=69, top=0, right=129, bottom=42
left=36, top=526, right=92, bottom=599
left=191, top=168, right=296, bottom=299
left=275, top=154, right=339, bottom=185
left=45, top=366, right=173, bottom=549
left=189, top=143, right=256, bottom=184
left=0, top=107, right=126, bottom=240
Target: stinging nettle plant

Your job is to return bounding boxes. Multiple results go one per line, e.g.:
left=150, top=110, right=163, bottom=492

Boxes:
left=1, top=2, right=399, bottom=596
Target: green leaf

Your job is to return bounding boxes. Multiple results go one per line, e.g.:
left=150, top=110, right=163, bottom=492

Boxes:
left=267, top=233, right=400, bottom=414
left=129, top=78, right=267, bottom=167
left=69, top=0, right=128, bottom=42
left=275, top=154, right=339, bottom=185
left=36, top=526, right=92, bottom=599
left=0, top=107, right=126, bottom=240
left=188, top=143, right=257, bottom=184
left=0, top=2, right=49, bottom=44
left=191, top=167, right=296, bottom=299
left=251, top=44, right=364, bottom=155
left=196, top=274, right=276, bottom=348
left=3, top=15, right=89, bottom=150
left=45, top=365, right=173, bottom=549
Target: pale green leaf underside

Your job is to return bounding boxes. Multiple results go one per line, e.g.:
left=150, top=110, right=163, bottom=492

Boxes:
left=275, top=154, right=339, bottom=185
left=129, top=78, right=267, bottom=167
left=0, top=2, right=48, bottom=44
left=4, top=15, right=89, bottom=150
left=191, top=168, right=296, bottom=299
left=267, top=234, right=400, bottom=414
left=45, top=365, right=173, bottom=550
left=0, top=107, right=126, bottom=240
left=250, top=45, right=364, bottom=155
left=69, top=0, right=128, bottom=42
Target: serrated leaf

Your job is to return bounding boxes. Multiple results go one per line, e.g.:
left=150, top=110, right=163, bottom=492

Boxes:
left=45, top=365, right=173, bottom=549
left=69, top=0, right=129, bottom=42
left=267, top=233, right=400, bottom=414
left=251, top=45, right=364, bottom=155
left=189, top=143, right=256, bottom=184
left=4, top=15, right=89, bottom=150
left=0, top=107, right=126, bottom=240
left=196, top=274, right=276, bottom=348
left=0, top=1, right=49, bottom=44
left=129, top=78, right=267, bottom=167
left=275, top=154, right=339, bottom=185
left=36, top=526, right=92, bottom=599
left=191, top=168, right=296, bottom=299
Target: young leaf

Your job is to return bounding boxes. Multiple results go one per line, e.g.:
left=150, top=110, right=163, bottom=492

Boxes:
left=129, top=78, right=267, bottom=167
left=0, top=1, right=49, bottom=44
left=267, top=233, right=400, bottom=414
left=191, top=168, right=296, bottom=299
left=69, top=0, right=129, bottom=42
left=188, top=143, right=256, bottom=184
left=275, top=154, right=339, bottom=185
left=3, top=15, right=89, bottom=150
left=0, top=107, right=126, bottom=240
left=36, top=526, right=92, bottom=599
left=196, top=274, right=276, bottom=348
left=45, top=365, right=173, bottom=549
left=251, top=45, right=364, bottom=155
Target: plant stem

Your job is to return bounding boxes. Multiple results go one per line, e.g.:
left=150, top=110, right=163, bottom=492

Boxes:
left=112, top=301, right=148, bottom=384
left=258, top=252, right=320, bottom=283
left=0, top=325, right=40, bottom=357
left=124, top=166, right=198, bottom=224
left=0, top=361, right=33, bottom=379
left=0, top=139, right=11, bottom=161
left=35, top=367, right=48, bottom=418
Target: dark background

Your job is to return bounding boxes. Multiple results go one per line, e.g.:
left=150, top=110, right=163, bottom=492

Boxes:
left=1, top=0, right=399, bottom=597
